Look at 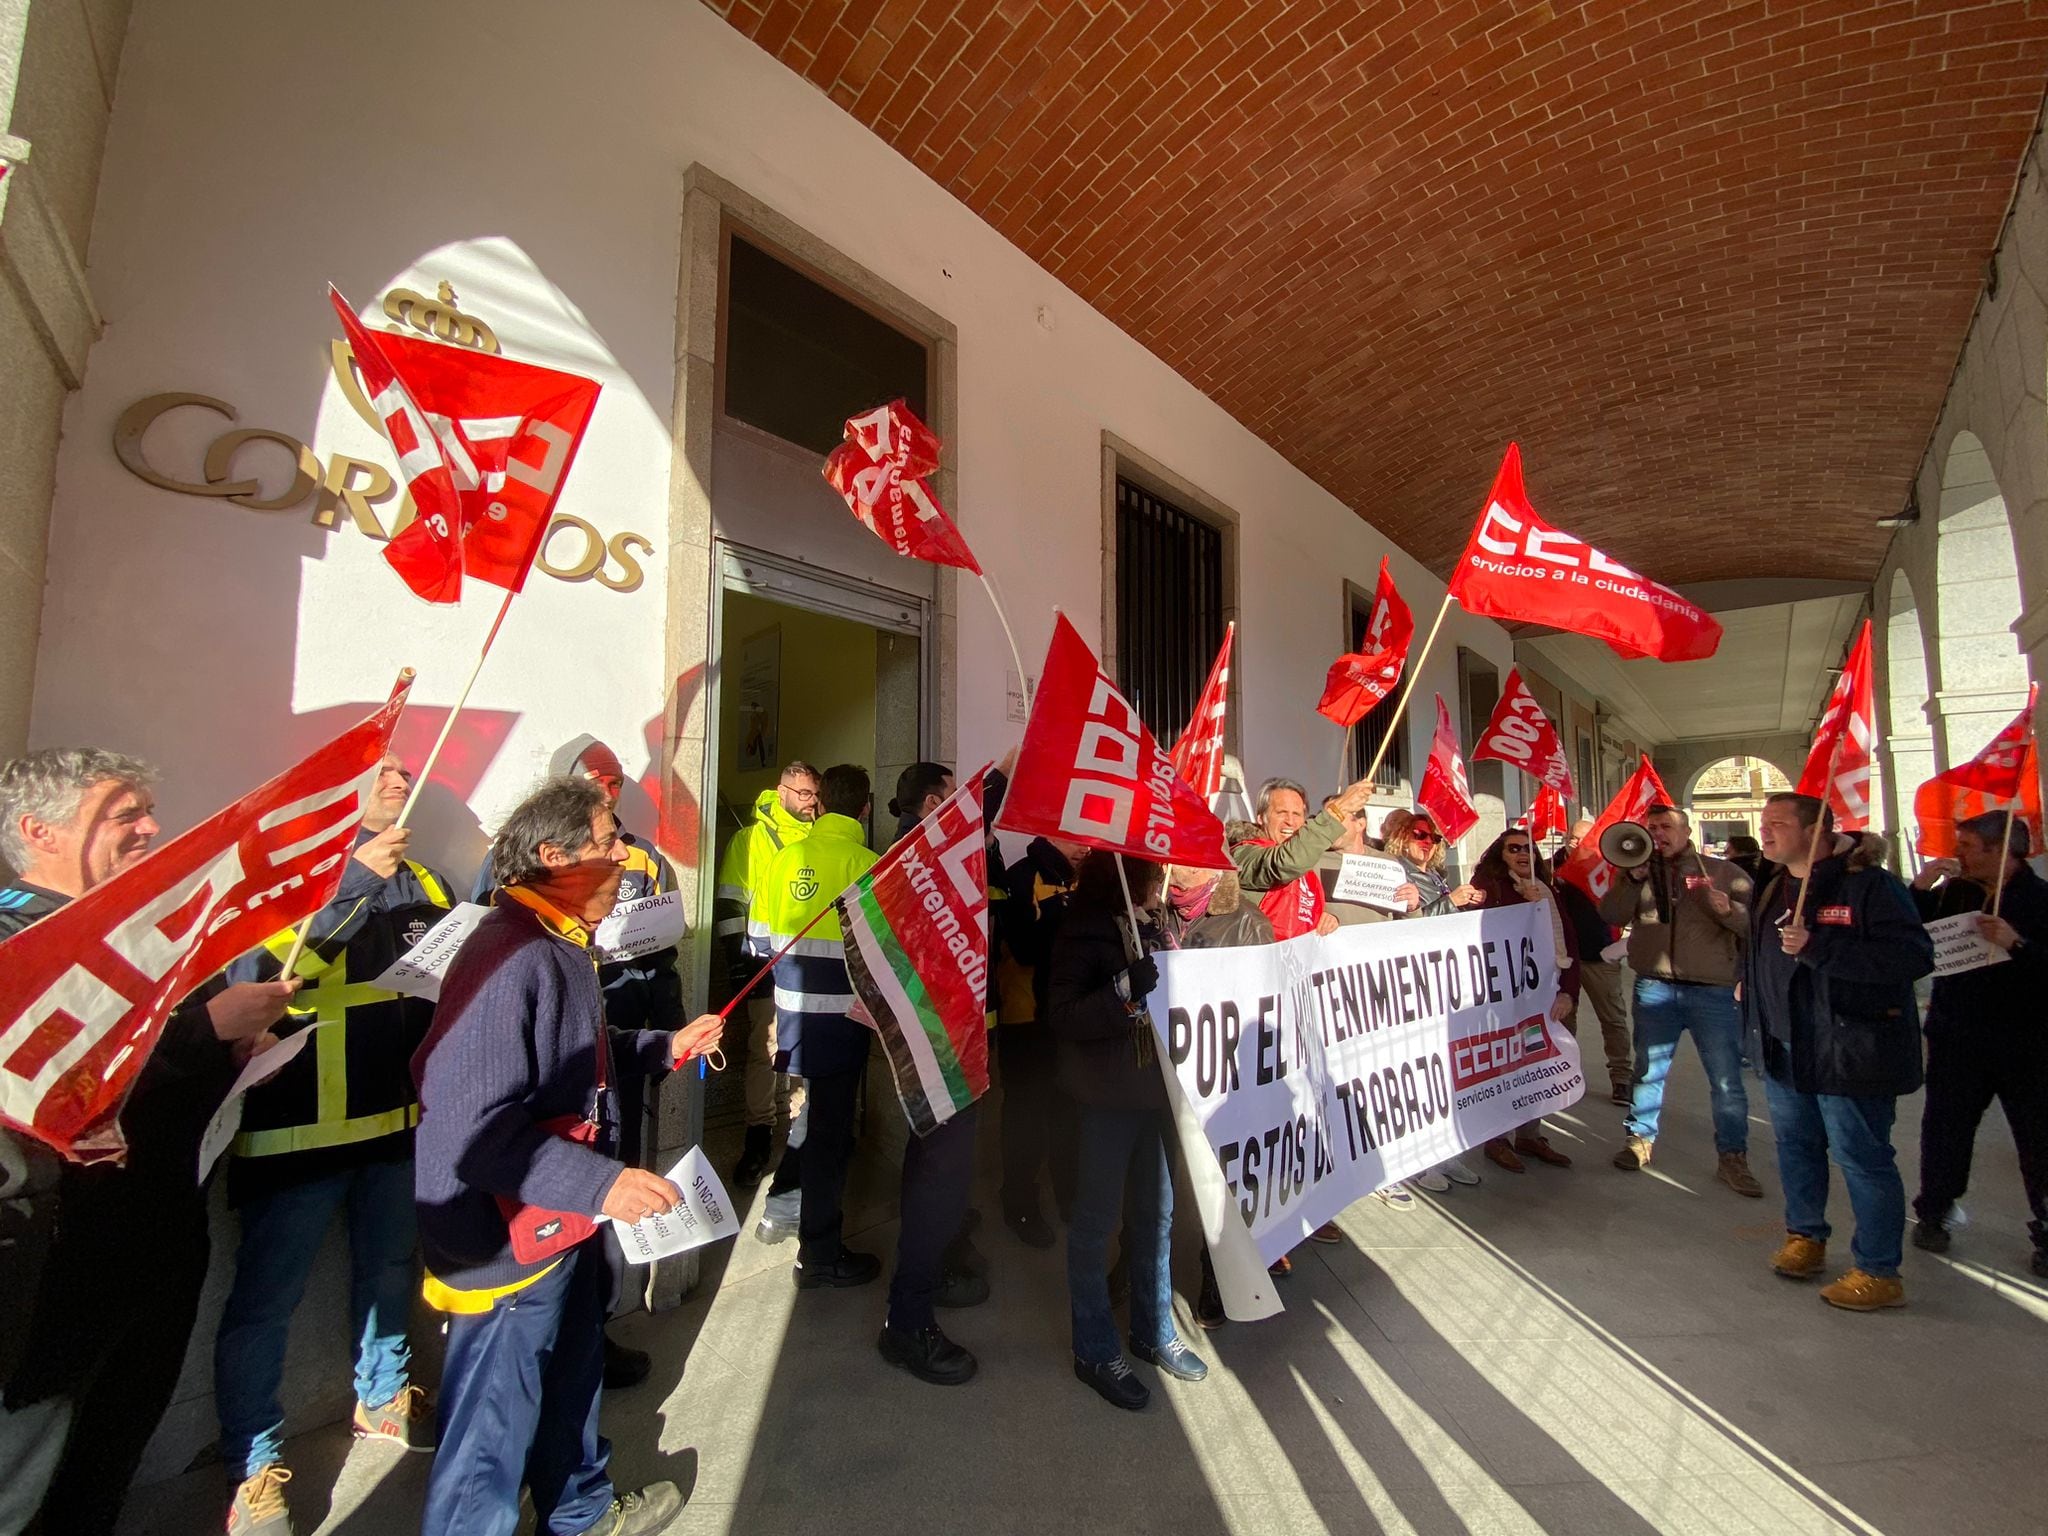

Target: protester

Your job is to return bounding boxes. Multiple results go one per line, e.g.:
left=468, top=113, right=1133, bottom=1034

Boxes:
left=888, top=761, right=954, bottom=845
left=1907, top=812, right=2047, bottom=1275
left=1469, top=830, right=1580, bottom=1172
left=1230, top=776, right=1375, bottom=939
left=412, top=775, right=723, bottom=1536
left=994, top=834, right=1084, bottom=1247
left=1744, top=792, right=1932, bottom=1309
left=472, top=739, right=683, bottom=1390
left=1561, top=817, right=1633, bottom=1105
left=0, top=749, right=295, bottom=1536
left=1380, top=808, right=1485, bottom=1191
left=215, top=754, right=451, bottom=1534
left=1601, top=803, right=1763, bottom=1198
left=1317, top=798, right=1390, bottom=926
left=1050, top=853, right=1207, bottom=1409
left=712, top=760, right=819, bottom=1187
left=1725, top=833, right=1775, bottom=890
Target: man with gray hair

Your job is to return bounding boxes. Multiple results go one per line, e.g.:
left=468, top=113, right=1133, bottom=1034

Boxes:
left=1227, top=773, right=1379, bottom=940
left=0, top=747, right=296, bottom=1536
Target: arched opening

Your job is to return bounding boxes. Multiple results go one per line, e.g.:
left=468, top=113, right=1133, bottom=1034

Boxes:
left=1934, top=431, right=2031, bottom=764
left=1684, top=755, right=1793, bottom=851
left=1879, top=569, right=1936, bottom=847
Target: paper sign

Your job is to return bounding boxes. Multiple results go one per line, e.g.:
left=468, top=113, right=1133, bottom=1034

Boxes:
left=1328, top=853, right=1410, bottom=912
left=595, top=889, right=689, bottom=963
left=1925, top=912, right=2012, bottom=978
left=197, top=1024, right=326, bottom=1181
left=609, top=1145, right=741, bottom=1264
left=370, top=902, right=490, bottom=1001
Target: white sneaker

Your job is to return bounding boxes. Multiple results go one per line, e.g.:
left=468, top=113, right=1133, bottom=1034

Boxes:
left=1440, top=1157, right=1481, bottom=1187
left=1373, top=1185, right=1416, bottom=1210
left=1411, top=1168, right=1451, bottom=1193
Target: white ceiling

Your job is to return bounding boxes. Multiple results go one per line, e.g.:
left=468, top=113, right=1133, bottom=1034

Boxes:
left=1522, top=593, right=1867, bottom=746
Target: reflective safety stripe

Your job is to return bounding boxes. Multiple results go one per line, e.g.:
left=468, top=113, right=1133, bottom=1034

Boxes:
left=713, top=916, right=746, bottom=937
left=713, top=883, right=747, bottom=904
left=766, top=934, right=845, bottom=959
left=409, top=862, right=452, bottom=908
left=234, top=945, right=413, bottom=1159
left=774, top=985, right=856, bottom=1013
left=422, top=1257, right=563, bottom=1315
left=234, top=1102, right=419, bottom=1157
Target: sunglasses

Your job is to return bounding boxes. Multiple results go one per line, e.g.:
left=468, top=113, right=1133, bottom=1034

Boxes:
left=1408, top=828, right=1440, bottom=845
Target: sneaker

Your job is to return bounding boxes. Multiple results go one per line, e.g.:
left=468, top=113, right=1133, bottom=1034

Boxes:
left=572, top=1481, right=684, bottom=1536
left=352, top=1385, right=433, bottom=1451
left=794, top=1248, right=881, bottom=1289
left=1819, top=1268, right=1906, bottom=1311
left=755, top=1212, right=797, bottom=1245
left=1074, top=1353, right=1149, bottom=1411
left=1309, top=1220, right=1344, bottom=1242
left=602, top=1333, right=651, bottom=1391
left=1484, top=1137, right=1526, bottom=1173
left=226, top=1466, right=293, bottom=1535
left=1411, top=1168, right=1451, bottom=1193
left=1610, top=1080, right=1632, bottom=1107
left=1910, top=1217, right=1951, bottom=1253
left=1715, top=1152, right=1764, bottom=1199
left=1611, top=1136, right=1654, bottom=1171
left=1372, top=1186, right=1415, bottom=1210
left=1268, top=1254, right=1292, bottom=1278
left=878, top=1323, right=977, bottom=1385
left=1130, top=1336, right=1208, bottom=1381
left=1514, top=1134, right=1572, bottom=1168
left=1005, top=1208, right=1056, bottom=1249
left=1196, top=1268, right=1226, bottom=1330
left=934, top=1268, right=990, bottom=1308
left=1440, top=1157, right=1481, bottom=1187
left=1771, top=1233, right=1827, bottom=1279
left=732, top=1125, right=772, bottom=1187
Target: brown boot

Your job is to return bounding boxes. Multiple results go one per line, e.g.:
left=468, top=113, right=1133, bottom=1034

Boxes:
left=1715, top=1152, right=1764, bottom=1198
left=1771, top=1232, right=1827, bottom=1278
left=1819, top=1268, right=1905, bottom=1311
left=1514, top=1133, right=1573, bottom=1168
left=1484, top=1137, right=1526, bottom=1173
left=1611, top=1135, right=1653, bottom=1171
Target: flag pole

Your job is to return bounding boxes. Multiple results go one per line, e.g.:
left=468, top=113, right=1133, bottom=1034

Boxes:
left=1792, top=735, right=1845, bottom=927
left=1990, top=804, right=2018, bottom=918
left=1357, top=591, right=1456, bottom=790
left=714, top=901, right=837, bottom=1023
left=977, top=571, right=1033, bottom=725
left=395, top=585, right=518, bottom=831
left=1336, top=722, right=1355, bottom=794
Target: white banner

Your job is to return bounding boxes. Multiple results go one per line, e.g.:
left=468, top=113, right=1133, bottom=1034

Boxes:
left=1148, top=903, right=1580, bottom=1317
left=1328, top=852, right=1409, bottom=911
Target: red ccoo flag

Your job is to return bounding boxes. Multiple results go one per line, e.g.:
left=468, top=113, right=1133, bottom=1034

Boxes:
left=1796, top=619, right=1876, bottom=831
left=331, top=288, right=602, bottom=605
left=1317, top=558, right=1415, bottom=727
left=999, top=614, right=1233, bottom=869
left=822, top=399, right=982, bottom=574
left=1558, top=755, right=1672, bottom=904
left=1529, top=783, right=1570, bottom=842
left=0, top=677, right=412, bottom=1161
left=1473, top=667, right=1575, bottom=799
left=1448, top=444, right=1722, bottom=662
left=1171, top=622, right=1234, bottom=801
left=1416, top=694, right=1480, bottom=842
left=1913, top=685, right=2040, bottom=857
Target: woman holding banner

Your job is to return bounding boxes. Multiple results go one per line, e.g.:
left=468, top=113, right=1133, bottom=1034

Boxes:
left=1048, top=853, right=1209, bottom=1411
left=1469, top=830, right=1582, bottom=1172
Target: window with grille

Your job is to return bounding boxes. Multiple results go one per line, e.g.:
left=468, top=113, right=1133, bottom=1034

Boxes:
left=1344, top=585, right=1409, bottom=791
left=1115, top=478, right=1224, bottom=746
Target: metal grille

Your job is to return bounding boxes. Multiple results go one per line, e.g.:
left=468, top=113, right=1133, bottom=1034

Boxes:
left=1115, top=478, right=1224, bottom=745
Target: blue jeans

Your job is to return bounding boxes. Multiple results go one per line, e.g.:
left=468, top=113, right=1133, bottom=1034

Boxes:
left=214, top=1160, right=418, bottom=1479
left=423, top=1240, right=613, bottom=1536
left=1067, top=1105, right=1175, bottom=1364
left=1625, top=979, right=1748, bottom=1154
left=1764, top=1073, right=1905, bottom=1277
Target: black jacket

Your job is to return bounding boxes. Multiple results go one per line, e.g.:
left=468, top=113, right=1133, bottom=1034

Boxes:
left=1740, top=835, right=1932, bottom=1098
left=1047, top=907, right=1162, bottom=1112
left=997, top=837, right=1077, bottom=1025
left=1913, top=864, right=2048, bottom=1035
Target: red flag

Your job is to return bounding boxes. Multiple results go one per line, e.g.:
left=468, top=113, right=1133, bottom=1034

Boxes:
left=1530, top=783, right=1570, bottom=841
left=1914, top=686, right=2040, bottom=857
left=1416, top=694, right=1480, bottom=842
left=331, top=288, right=603, bottom=604
left=1316, top=558, right=1415, bottom=727
left=822, top=399, right=982, bottom=574
left=998, top=614, right=1232, bottom=869
left=1558, top=755, right=1673, bottom=903
left=1796, top=620, right=1876, bottom=831
left=1447, top=444, right=1722, bottom=662
left=1170, top=622, right=1234, bottom=800
left=1472, top=668, right=1575, bottom=798
left=0, top=678, right=412, bottom=1161
left=838, top=767, right=990, bottom=1137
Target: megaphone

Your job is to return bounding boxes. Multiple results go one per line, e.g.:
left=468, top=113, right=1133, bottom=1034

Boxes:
left=1599, top=820, right=1654, bottom=869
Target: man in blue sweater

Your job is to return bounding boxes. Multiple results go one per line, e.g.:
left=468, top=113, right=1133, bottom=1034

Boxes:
left=413, top=777, right=723, bottom=1536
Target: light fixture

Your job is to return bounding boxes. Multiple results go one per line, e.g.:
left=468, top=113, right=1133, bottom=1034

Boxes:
left=1876, top=490, right=1920, bottom=530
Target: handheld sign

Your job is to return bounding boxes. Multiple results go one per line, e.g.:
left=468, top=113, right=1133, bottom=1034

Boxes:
left=1924, top=912, right=2011, bottom=979
left=197, top=1025, right=328, bottom=1181
left=596, top=889, right=689, bottom=963
left=608, top=1145, right=741, bottom=1263
left=1327, top=853, right=1410, bottom=912
left=369, top=902, right=491, bottom=1002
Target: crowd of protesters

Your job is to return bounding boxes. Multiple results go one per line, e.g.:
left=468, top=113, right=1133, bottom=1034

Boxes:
left=0, top=734, right=2041, bottom=1534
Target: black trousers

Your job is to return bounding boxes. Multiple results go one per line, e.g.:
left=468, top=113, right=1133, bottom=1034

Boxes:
left=888, top=1104, right=980, bottom=1333
left=997, top=1025, right=1077, bottom=1221
left=1915, top=1024, right=2048, bottom=1238
left=796, top=1066, right=865, bottom=1265
left=5, top=1165, right=212, bottom=1536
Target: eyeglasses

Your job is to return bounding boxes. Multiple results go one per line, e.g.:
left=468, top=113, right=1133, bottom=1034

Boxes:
left=1408, top=828, right=1440, bottom=845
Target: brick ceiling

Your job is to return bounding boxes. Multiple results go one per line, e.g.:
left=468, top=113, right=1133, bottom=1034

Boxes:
left=704, top=0, right=2048, bottom=587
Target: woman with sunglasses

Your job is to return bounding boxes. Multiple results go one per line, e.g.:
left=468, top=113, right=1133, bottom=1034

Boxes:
left=1468, top=829, right=1582, bottom=1172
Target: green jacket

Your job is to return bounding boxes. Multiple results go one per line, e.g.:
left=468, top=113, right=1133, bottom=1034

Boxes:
left=1227, top=811, right=1346, bottom=894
